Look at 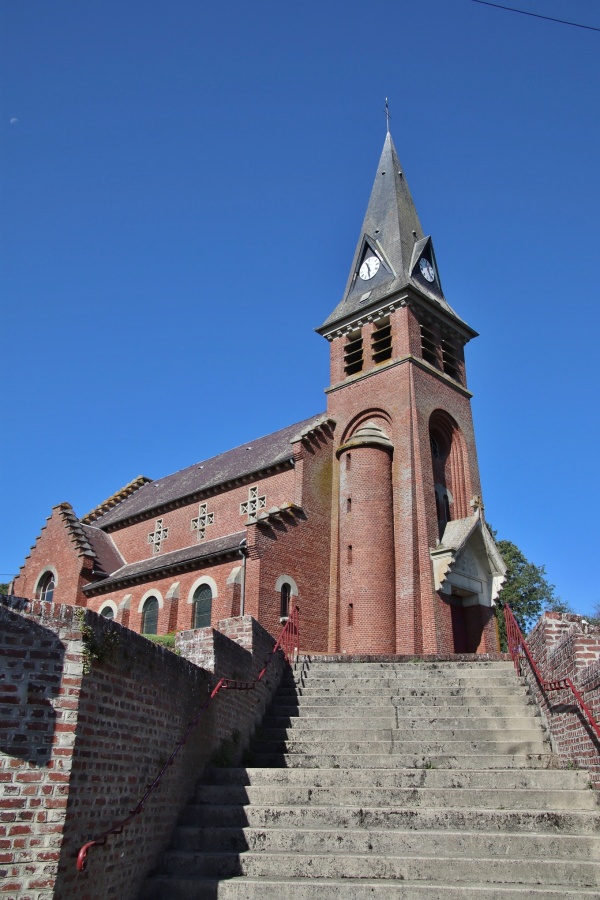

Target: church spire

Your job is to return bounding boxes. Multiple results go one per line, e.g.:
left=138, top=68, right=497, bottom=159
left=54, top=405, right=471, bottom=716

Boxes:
left=319, top=132, right=462, bottom=332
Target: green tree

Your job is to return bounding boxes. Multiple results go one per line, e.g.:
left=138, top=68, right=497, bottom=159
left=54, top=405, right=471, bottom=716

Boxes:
left=489, top=529, right=568, bottom=650
left=0, top=583, right=9, bottom=596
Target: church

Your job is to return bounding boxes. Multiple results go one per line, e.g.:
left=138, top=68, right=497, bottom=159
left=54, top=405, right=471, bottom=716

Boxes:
left=13, top=132, right=506, bottom=656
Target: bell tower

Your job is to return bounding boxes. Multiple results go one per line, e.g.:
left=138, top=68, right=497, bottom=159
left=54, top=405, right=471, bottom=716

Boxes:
left=318, top=133, right=505, bottom=656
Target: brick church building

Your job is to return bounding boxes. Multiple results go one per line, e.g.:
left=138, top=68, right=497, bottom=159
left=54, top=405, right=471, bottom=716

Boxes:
left=13, top=132, right=506, bottom=655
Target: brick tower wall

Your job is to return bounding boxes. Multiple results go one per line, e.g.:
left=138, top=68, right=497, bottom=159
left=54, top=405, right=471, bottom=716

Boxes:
left=338, top=443, right=396, bottom=653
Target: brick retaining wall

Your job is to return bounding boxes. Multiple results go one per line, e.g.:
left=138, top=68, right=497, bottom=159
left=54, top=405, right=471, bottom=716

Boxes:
left=0, top=598, right=285, bottom=899
left=524, top=612, right=600, bottom=786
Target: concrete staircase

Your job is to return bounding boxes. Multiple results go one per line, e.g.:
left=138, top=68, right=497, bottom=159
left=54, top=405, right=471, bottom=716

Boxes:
left=142, top=658, right=600, bottom=898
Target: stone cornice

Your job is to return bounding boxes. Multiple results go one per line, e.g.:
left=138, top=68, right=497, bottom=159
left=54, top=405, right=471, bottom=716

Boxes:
left=318, top=287, right=477, bottom=345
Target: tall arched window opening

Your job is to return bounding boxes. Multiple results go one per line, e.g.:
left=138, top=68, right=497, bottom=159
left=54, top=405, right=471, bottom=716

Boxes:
left=193, top=583, right=213, bottom=629
left=280, top=583, right=291, bottom=620
left=99, top=606, right=114, bottom=620
left=142, top=596, right=159, bottom=634
left=37, top=572, right=55, bottom=603
left=429, top=410, right=470, bottom=540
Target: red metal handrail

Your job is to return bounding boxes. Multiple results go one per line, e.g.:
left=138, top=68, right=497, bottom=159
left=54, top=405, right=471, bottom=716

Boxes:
left=504, top=603, right=600, bottom=742
left=257, top=604, right=299, bottom=681
left=76, top=608, right=300, bottom=872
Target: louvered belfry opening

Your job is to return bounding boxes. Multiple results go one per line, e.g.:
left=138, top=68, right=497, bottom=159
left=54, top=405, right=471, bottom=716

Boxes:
left=343, top=329, right=363, bottom=376
left=371, top=316, right=392, bottom=364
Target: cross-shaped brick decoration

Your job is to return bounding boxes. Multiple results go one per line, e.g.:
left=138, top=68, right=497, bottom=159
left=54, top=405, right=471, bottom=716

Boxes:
left=191, top=502, right=215, bottom=540
left=148, top=518, right=169, bottom=554
left=240, top=485, right=266, bottom=520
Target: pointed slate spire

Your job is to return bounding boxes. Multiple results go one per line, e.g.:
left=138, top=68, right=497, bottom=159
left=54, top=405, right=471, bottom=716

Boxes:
left=319, top=133, right=462, bottom=332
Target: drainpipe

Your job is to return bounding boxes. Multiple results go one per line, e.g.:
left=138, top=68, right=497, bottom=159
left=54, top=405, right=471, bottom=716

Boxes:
left=238, top=539, right=248, bottom=617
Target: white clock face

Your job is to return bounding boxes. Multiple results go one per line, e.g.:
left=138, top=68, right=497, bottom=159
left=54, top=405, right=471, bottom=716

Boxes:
left=359, top=255, right=380, bottom=280
left=419, top=257, right=435, bottom=283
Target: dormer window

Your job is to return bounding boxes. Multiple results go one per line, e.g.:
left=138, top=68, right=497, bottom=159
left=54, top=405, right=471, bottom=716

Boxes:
left=344, top=329, right=363, bottom=376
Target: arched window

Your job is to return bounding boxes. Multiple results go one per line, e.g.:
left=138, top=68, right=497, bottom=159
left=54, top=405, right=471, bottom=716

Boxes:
left=193, top=583, right=212, bottom=629
left=37, top=572, right=55, bottom=603
left=141, top=596, right=159, bottom=635
left=280, top=582, right=291, bottom=619
left=430, top=410, right=471, bottom=539
left=99, top=606, right=114, bottom=620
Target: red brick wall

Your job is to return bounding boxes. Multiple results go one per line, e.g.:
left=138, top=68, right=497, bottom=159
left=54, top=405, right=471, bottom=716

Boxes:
left=12, top=506, right=91, bottom=608
left=86, top=559, right=241, bottom=635
left=338, top=442, right=396, bottom=654
left=249, top=428, right=334, bottom=653
left=523, top=612, right=600, bottom=786
left=325, top=301, right=483, bottom=656
left=176, top=615, right=286, bottom=754
left=0, top=597, right=285, bottom=899
left=106, top=470, right=294, bottom=565
left=0, top=598, right=79, bottom=898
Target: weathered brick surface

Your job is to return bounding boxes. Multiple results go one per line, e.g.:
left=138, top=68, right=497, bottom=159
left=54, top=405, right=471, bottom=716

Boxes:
left=326, top=302, right=488, bottom=656
left=12, top=506, right=93, bottom=607
left=176, top=615, right=286, bottom=758
left=523, top=611, right=600, bottom=785
left=0, top=597, right=284, bottom=899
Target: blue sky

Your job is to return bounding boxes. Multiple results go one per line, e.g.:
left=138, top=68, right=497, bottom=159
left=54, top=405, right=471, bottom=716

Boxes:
left=1, top=1, right=599, bottom=615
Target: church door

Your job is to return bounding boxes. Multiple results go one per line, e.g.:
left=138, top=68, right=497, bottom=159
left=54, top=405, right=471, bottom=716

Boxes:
left=450, top=603, right=468, bottom=654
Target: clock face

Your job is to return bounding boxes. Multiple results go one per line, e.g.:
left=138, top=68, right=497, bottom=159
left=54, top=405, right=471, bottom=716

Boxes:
left=359, top=255, right=380, bottom=281
left=419, top=257, right=435, bottom=283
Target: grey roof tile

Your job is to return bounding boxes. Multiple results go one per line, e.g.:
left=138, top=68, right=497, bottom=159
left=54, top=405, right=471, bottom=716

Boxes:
left=83, top=532, right=246, bottom=593
left=91, top=413, right=326, bottom=529
left=318, top=133, right=469, bottom=332
left=81, top=525, right=125, bottom=576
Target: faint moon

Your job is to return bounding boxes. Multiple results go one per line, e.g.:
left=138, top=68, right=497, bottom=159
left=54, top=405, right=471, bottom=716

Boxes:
left=10, top=118, right=18, bottom=125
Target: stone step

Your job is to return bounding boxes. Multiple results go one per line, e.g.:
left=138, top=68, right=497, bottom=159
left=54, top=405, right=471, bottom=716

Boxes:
left=249, top=738, right=549, bottom=756
left=163, top=845, right=600, bottom=886
left=143, top=658, right=599, bottom=900
left=157, top=849, right=600, bottom=887
left=284, top=676, right=524, bottom=690
left=205, top=766, right=588, bottom=790
left=248, top=752, right=555, bottom=769
left=277, top=687, right=532, bottom=701
left=173, top=825, right=600, bottom=860
left=294, top=660, right=514, bottom=671
left=142, top=875, right=600, bottom=900
left=270, top=701, right=536, bottom=718
left=257, top=726, right=546, bottom=743
left=289, top=674, right=522, bottom=682
left=194, top=784, right=597, bottom=811
left=272, top=690, right=533, bottom=708
left=264, top=715, right=541, bottom=731
left=179, top=803, right=600, bottom=834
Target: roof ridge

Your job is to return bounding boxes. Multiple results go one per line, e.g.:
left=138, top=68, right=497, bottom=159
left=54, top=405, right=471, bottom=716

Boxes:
left=81, top=476, right=153, bottom=524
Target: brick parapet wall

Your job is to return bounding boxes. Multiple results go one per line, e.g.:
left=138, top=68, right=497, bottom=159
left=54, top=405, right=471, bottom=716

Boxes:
left=1, top=596, right=83, bottom=899
left=1, top=598, right=284, bottom=899
left=523, top=611, right=600, bottom=786
left=176, top=615, right=286, bottom=761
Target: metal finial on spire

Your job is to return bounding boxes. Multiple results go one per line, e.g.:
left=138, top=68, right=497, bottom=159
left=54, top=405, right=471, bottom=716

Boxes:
left=385, top=98, right=391, bottom=133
